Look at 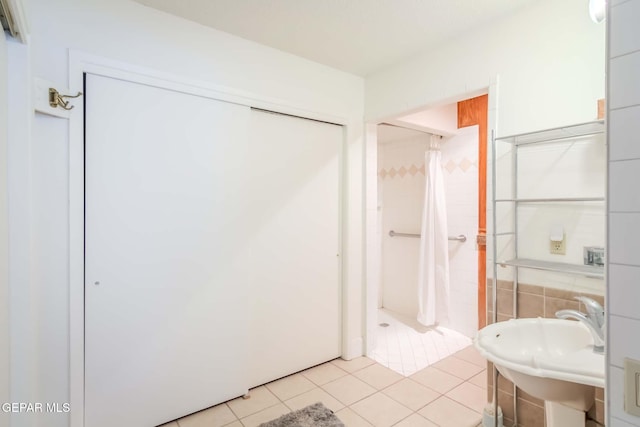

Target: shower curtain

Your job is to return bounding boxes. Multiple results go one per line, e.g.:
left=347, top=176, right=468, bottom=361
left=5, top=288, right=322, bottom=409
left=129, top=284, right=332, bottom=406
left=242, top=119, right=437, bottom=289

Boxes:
left=417, top=137, right=450, bottom=327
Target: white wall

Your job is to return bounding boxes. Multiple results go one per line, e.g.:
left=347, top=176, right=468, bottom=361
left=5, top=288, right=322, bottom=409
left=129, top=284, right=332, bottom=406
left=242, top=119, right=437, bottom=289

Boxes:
left=606, top=1, right=640, bottom=425
left=6, top=35, right=35, bottom=427
left=1, top=31, right=10, bottom=427
left=11, top=1, right=365, bottom=426
left=365, top=0, right=605, bottom=135
left=365, top=124, right=380, bottom=355
left=33, top=0, right=364, bottom=118
left=377, top=125, right=479, bottom=338
left=396, top=103, right=459, bottom=136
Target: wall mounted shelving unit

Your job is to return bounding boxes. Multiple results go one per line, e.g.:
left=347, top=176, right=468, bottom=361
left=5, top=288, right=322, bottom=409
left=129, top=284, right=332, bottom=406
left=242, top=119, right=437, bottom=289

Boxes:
left=489, top=119, right=606, bottom=426
left=492, top=119, right=606, bottom=285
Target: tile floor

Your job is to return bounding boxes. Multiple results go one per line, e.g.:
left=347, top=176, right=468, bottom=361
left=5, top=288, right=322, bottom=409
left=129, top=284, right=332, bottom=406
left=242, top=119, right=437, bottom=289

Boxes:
left=371, top=309, right=473, bottom=376
left=161, top=345, right=487, bottom=427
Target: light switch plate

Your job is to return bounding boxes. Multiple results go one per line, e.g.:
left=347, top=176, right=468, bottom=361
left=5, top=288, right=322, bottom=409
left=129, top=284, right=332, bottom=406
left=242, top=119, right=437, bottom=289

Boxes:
left=624, top=358, right=640, bottom=416
left=637, top=373, right=640, bottom=407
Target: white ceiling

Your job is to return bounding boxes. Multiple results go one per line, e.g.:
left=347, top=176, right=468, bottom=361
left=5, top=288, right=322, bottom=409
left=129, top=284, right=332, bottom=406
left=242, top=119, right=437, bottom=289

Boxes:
left=133, top=0, right=535, bottom=76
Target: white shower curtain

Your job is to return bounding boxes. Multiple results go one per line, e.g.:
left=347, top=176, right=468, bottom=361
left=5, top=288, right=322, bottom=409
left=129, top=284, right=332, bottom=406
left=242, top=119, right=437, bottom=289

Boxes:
left=417, top=138, right=450, bottom=327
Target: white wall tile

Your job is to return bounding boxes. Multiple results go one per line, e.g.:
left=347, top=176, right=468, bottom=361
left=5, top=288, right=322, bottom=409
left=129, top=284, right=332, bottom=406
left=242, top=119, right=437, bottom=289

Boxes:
left=609, top=51, right=640, bottom=109
left=610, top=0, right=640, bottom=57
left=609, top=105, right=640, bottom=161
left=442, top=127, right=478, bottom=337
left=610, top=160, right=640, bottom=212
left=609, top=213, right=640, bottom=265
left=380, top=140, right=428, bottom=317
left=609, top=264, right=640, bottom=319
left=609, top=315, right=640, bottom=368
left=608, top=4, right=640, bottom=425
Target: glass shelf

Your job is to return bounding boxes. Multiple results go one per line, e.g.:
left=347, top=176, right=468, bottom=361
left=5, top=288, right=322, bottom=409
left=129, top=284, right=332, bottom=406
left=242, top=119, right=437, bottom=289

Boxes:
left=499, top=258, right=604, bottom=279
left=495, top=120, right=605, bottom=146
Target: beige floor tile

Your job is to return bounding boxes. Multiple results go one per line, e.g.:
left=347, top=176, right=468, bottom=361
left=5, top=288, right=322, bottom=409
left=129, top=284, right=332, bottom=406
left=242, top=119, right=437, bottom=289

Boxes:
left=322, top=374, right=376, bottom=406
left=382, top=379, right=440, bottom=411
left=353, top=363, right=404, bottom=390
left=335, top=407, right=374, bottom=427
left=238, top=403, right=290, bottom=427
left=227, top=386, right=280, bottom=419
left=331, top=356, right=376, bottom=373
left=284, top=387, right=345, bottom=413
left=410, top=366, right=464, bottom=394
left=222, top=421, right=243, bottom=427
left=301, top=362, right=348, bottom=385
left=453, top=345, right=488, bottom=368
left=265, top=373, right=317, bottom=401
left=177, top=403, right=237, bottom=427
left=431, top=356, right=484, bottom=380
left=468, top=370, right=488, bottom=389
left=446, top=382, right=486, bottom=413
left=350, top=393, right=413, bottom=427
left=159, top=422, right=179, bottom=427
left=391, top=413, right=438, bottom=427
left=417, top=396, right=482, bottom=427
left=240, top=403, right=291, bottom=427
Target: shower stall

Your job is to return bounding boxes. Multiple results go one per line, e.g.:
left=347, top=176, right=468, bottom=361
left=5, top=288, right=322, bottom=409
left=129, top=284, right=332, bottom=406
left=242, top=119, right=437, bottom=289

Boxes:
left=372, top=123, right=480, bottom=376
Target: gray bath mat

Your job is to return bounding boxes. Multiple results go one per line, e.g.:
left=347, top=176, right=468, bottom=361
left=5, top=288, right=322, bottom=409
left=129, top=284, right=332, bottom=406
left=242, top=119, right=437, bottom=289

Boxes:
left=258, top=402, right=345, bottom=427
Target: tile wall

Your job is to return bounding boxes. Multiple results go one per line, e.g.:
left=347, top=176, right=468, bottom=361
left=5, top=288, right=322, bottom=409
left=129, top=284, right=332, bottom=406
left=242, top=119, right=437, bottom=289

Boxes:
left=378, top=135, right=432, bottom=318
left=607, top=1, right=640, bottom=426
left=443, top=126, right=480, bottom=338
left=378, top=126, right=479, bottom=337
left=486, top=279, right=605, bottom=427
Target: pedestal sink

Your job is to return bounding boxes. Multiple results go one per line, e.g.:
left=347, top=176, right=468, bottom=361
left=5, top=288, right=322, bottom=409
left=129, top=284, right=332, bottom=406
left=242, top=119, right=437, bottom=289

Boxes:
left=475, top=318, right=605, bottom=427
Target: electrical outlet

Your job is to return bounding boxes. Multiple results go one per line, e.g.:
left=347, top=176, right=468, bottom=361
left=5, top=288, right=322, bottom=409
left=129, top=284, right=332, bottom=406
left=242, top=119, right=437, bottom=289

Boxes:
left=550, top=234, right=566, bottom=255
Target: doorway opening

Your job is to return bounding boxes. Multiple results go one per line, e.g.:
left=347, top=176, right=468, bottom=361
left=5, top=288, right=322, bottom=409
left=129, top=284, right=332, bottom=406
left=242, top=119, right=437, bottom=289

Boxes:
left=367, top=94, right=488, bottom=376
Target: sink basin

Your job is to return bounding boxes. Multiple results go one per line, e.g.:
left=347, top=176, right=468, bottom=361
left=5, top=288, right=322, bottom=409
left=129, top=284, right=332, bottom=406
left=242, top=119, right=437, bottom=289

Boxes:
left=475, top=317, right=605, bottom=412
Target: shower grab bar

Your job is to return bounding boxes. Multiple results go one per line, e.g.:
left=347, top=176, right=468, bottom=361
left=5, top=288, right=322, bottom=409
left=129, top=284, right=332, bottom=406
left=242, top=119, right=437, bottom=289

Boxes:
left=388, top=230, right=467, bottom=242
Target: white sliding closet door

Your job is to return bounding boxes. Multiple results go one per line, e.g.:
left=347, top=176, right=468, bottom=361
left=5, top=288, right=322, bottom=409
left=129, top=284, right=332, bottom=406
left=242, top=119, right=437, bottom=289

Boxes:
left=84, top=74, right=251, bottom=427
left=247, top=110, right=342, bottom=387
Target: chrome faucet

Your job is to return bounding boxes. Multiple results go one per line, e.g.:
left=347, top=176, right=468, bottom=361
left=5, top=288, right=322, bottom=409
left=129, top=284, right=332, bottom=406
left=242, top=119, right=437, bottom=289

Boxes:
left=556, top=296, right=605, bottom=354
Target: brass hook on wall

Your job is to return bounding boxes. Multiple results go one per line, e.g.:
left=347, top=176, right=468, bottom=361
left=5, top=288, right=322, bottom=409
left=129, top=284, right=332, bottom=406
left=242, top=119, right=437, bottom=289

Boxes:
left=49, top=88, right=83, bottom=111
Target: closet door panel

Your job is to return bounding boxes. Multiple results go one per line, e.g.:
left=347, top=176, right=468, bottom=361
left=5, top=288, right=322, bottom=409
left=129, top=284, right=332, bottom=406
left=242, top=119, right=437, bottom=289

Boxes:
left=85, top=73, right=251, bottom=427
left=247, top=110, right=342, bottom=387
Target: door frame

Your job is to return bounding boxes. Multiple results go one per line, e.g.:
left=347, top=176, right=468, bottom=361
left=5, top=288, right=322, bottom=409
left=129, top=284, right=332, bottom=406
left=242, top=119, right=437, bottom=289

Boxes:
left=364, top=81, right=498, bottom=355
left=457, top=94, right=489, bottom=329
left=68, top=51, right=351, bottom=427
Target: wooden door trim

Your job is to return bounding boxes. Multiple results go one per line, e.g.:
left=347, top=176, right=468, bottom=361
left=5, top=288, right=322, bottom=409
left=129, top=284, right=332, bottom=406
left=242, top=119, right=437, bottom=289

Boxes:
left=457, top=94, right=488, bottom=329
